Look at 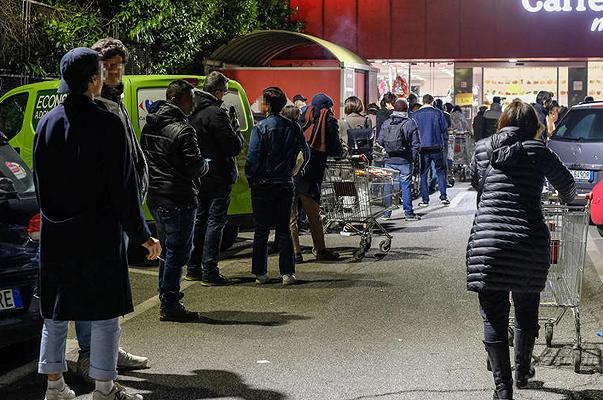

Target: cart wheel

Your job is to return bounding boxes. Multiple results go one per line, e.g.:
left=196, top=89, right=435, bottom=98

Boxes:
left=353, top=249, right=366, bottom=261
left=379, top=238, right=392, bottom=253
left=508, top=326, right=515, bottom=347
left=573, top=348, right=581, bottom=373
left=545, top=324, right=554, bottom=347
left=486, top=356, right=492, bottom=372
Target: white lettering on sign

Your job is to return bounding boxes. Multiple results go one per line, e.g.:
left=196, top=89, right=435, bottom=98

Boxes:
left=522, top=0, right=603, bottom=30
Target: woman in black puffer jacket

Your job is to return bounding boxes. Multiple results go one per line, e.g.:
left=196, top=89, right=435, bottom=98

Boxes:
left=467, top=101, right=576, bottom=400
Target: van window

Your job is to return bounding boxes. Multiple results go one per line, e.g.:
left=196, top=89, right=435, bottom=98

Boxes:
left=554, top=108, right=603, bottom=141
left=222, top=91, right=248, bottom=132
left=136, top=88, right=168, bottom=131
left=0, top=93, right=29, bottom=140
left=33, top=90, right=66, bottom=129
left=136, top=88, right=248, bottom=132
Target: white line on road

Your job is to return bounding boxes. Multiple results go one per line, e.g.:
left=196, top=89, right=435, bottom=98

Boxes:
left=587, top=230, right=603, bottom=285
left=450, top=187, right=474, bottom=208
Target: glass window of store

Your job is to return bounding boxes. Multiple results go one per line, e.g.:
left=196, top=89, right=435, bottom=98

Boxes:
left=410, top=62, right=454, bottom=102
left=588, top=61, right=603, bottom=102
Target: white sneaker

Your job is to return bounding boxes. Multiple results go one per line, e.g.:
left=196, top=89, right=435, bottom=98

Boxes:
left=255, top=274, right=270, bottom=284
left=282, top=274, right=297, bottom=286
left=45, top=384, right=76, bottom=400
left=93, top=382, right=143, bottom=400
left=117, top=348, right=149, bottom=370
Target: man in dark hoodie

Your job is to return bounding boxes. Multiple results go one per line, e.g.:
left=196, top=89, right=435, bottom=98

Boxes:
left=187, top=72, right=244, bottom=286
left=482, top=96, right=503, bottom=139
left=141, top=80, right=209, bottom=322
left=376, top=92, right=397, bottom=139
left=378, top=99, right=421, bottom=220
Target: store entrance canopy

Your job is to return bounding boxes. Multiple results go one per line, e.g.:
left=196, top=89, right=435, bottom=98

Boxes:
left=206, top=30, right=371, bottom=71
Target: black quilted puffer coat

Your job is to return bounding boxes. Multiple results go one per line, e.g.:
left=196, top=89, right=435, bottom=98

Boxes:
left=466, top=127, right=576, bottom=293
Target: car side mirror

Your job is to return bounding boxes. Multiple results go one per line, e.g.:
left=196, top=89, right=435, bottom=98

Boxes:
left=0, top=177, right=18, bottom=200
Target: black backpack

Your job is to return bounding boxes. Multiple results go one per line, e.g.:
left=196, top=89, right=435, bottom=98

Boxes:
left=381, top=117, right=410, bottom=156
left=346, top=117, right=374, bottom=160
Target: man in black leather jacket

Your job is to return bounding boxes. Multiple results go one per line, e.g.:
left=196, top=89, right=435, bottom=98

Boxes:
left=141, top=80, right=209, bottom=322
left=187, top=72, right=244, bottom=285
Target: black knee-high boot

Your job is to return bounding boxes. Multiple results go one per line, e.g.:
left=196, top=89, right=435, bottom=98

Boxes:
left=484, top=341, right=514, bottom=400
left=514, top=327, right=538, bottom=389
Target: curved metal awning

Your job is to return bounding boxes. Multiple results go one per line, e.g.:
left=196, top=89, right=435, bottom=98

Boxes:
left=207, top=30, right=370, bottom=71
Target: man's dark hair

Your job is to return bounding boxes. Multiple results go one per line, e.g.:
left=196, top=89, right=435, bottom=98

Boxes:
left=497, top=100, right=540, bottom=136
left=492, top=96, right=502, bottom=104
left=263, top=86, right=287, bottom=115
left=166, top=80, right=194, bottom=101
left=584, top=96, right=595, bottom=103
left=204, top=71, right=229, bottom=95
left=91, top=37, right=129, bottom=62
left=423, top=94, right=434, bottom=105
left=408, top=92, right=418, bottom=104
left=344, top=96, right=364, bottom=115
left=536, top=90, right=553, bottom=106
left=393, top=99, right=408, bottom=112
left=452, top=105, right=462, bottom=113
left=410, top=103, right=422, bottom=112
left=444, top=103, right=454, bottom=113
left=381, top=92, right=397, bottom=108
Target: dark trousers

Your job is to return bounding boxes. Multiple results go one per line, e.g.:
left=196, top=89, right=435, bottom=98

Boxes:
left=251, top=184, right=295, bottom=276
left=151, top=204, right=197, bottom=310
left=479, top=290, right=540, bottom=343
left=189, top=184, right=231, bottom=279
left=419, top=150, right=447, bottom=202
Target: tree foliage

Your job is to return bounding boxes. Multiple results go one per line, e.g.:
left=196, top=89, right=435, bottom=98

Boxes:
left=0, top=0, right=303, bottom=77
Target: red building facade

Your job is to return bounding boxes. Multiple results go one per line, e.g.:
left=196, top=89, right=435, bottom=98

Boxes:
left=291, top=0, right=603, bottom=61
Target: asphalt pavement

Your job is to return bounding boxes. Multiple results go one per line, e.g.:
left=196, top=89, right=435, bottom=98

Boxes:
left=1, top=183, right=602, bottom=400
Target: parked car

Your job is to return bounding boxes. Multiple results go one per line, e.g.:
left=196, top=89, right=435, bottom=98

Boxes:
left=0, top=131, right=41, bottom=349
left=548, top=102, right=603, bottom=200
left=0, top=75, right=254, bottom=253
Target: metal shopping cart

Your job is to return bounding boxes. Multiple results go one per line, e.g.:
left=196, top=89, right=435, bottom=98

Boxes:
left=321, top=157, right=400, bottom=261
left=507, top=203, right=590, bottom=372
left=448, top=130, right=473, bottom=182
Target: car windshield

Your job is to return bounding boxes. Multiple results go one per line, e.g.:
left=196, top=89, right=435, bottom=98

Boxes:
left=0, top=144, right=35, bottom=195
left=553, top=108, right=603, bottom=142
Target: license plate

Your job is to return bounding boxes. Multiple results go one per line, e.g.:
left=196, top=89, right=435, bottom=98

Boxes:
left=0, top=288, right=24, bottom=311
left=570, top=170, right=593, bottom=181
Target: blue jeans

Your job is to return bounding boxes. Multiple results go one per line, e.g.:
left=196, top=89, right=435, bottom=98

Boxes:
left=189, top=185, right=231, bottom=279
left=39, top=318, right=120, bottom=381
left=479, top=291, right=540, bottom=343
left=251, top=184, right=295, bottom=276
left=384, top=161, right=414, bottom=217
left=151, top=204, right=197, bottom=310
left=420, top=150, right=447, bottom=202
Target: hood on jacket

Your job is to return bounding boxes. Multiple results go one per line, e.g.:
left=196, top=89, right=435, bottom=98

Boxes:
left=490, top=127, right=536, bottom=168
left=194, top=90, right=222, bottom=112
left=145, top=100, right=187, bottom=130
left=390, top=111, right=409, bottom=121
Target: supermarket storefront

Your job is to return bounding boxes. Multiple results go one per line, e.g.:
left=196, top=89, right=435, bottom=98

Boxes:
left=291, top=0, right=603, bottom=112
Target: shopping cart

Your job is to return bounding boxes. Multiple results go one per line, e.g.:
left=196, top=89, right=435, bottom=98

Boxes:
left=321, top=157, right=400, bottom=261
left=448, top=130, right=473, bottom=182
left=507, top=203, right=590, bottom=372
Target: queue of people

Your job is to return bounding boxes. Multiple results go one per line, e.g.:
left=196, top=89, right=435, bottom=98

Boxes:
left=31, top=37, right=583, bottom=400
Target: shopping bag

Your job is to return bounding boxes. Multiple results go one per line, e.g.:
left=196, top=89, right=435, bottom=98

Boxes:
left=590, top=179, right=603, bottom=225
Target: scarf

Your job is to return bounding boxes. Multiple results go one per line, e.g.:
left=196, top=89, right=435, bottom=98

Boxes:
left=303, top=93, right=334, bottom=152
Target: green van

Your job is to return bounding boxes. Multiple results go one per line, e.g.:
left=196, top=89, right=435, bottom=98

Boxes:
left=0, top=75, right=254, bottom=249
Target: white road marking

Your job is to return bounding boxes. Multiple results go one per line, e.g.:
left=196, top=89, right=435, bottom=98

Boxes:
left=450, top=190, right=470, bottom=208
left=0, top=258, right=244, bottom=387
left=128, top=267, right=159, bottom=276
left=586, top=229, right=603, bottom=285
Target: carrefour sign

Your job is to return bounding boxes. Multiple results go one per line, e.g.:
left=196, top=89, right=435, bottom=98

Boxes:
left=522, top=0, right=603, bottom=31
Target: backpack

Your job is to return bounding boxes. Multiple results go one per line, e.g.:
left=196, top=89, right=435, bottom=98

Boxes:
left=346, top=117, right=374, bottom=160
left=381, top=117, right=410, bottom=156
